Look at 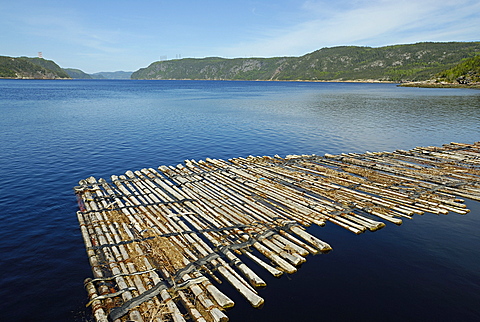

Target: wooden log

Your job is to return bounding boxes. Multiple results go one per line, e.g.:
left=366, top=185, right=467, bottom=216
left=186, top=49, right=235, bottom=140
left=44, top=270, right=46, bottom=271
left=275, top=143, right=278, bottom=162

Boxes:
left=80, top=180, right=147, bottom=322
left=242, top=162, right=401, bottom=231
left=88, top=177, right=187, bottom=322
left=357, top=206, right=403, bottom=225
left=213, top=164, right=328, bottom=226
left=101, top=177, right=228, bottom=321
left=182, top=161, right=337, bottom=251
left=242, top=250, right=284, bottom=277
left=176, top=167, right=326, bottom=272
left=343, top=213, right=385, bottom=232
left=259, top=237, right=306, bottom=266
left=182, top=213, right=267, bottom=288
left=191, top=162, right=308, bottom=225
left=289, top=226, right=332, bottom=253
left=271, top=234, right=310, bottom=256
left=277, top=230, right=319, bottom=255
left=84, top=279, right=109, bottom=322
left=247, top=237, right=298, bottom=274
left=126, top=174, right=265, bottom=309
left=288, top=163, right=422, bottom=214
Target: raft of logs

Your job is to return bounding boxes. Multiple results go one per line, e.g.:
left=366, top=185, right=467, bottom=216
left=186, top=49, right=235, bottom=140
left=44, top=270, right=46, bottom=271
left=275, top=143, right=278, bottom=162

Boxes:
left=75, top=141, right=480, bottom=322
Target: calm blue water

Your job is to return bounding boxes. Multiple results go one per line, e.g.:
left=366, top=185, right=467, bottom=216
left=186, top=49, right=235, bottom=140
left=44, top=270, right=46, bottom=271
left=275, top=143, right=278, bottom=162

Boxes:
left=0, top=79, right=479, bottom=321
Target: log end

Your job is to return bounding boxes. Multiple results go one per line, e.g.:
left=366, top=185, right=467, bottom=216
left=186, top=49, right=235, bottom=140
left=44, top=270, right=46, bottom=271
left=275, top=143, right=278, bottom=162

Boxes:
left=252, top=281, right=267, bottom=289
left=252, top=297, right=265, bottom=309
left=368, top=222, right=386, bottom=232
left=284, top=267, right=298, bottom=274
left=320, top=246, right=332, bottom=254
left=221, top=300, right=235, bottom=310
left=393, top=219, right=403, bottom=225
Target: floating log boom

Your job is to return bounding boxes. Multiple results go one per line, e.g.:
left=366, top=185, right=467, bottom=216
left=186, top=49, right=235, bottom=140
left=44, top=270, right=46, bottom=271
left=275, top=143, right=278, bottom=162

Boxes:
left=75, top=141, right=480, bottom=321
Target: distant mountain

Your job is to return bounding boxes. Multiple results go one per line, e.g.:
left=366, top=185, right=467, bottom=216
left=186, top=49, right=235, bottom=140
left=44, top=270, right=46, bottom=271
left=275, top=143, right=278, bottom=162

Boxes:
left=131, top=42, right=480, bottom=82
left=89, top=73, right=106, bottom=79
left=64, top=68, right=92, bottom=79
left=0, top=56, right=70, bottom=79
left=90, top=71, right=132, bottom=79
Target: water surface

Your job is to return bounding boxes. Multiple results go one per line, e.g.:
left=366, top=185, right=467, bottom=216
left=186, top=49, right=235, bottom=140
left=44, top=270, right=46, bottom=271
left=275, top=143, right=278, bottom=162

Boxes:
left=0, top=79, right=479, bottom=321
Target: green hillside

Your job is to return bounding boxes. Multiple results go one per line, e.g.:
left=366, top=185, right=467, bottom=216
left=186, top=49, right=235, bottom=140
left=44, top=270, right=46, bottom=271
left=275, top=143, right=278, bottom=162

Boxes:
left=64, top=68, right=92, bottom=79
left=436, top=55, right=480, bottom=84
left=0, top=56, right=70, bottom=79
left=131, top=42, right=480, bottom=82
left=22, top=57, right=70, bottom=78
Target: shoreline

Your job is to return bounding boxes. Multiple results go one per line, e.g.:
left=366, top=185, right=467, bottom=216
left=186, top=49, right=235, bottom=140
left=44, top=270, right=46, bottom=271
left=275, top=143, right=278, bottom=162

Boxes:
left=0, top=77, right=399, bottom=83
left=398, top=81, right=480, bottom=89
left=129, top=78, right=400, bottom=84
left=4, top=77, right=478, bottom=88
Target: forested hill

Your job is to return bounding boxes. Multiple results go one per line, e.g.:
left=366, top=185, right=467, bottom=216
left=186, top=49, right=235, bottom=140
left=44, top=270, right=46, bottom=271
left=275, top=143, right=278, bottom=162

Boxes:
left=64, top=68, right=92, bottom=79
left=131, top=42, right=480, bottom=82
left=437, top=55, right=480, bottom=84
left=0, top=56, right=132, bottom=79
left=0, top=56, right=70, bottom=79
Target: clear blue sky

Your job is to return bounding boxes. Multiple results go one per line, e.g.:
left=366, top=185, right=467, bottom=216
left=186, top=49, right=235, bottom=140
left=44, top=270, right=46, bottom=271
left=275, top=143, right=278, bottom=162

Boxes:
left=1, top=0, right=479, bottom=73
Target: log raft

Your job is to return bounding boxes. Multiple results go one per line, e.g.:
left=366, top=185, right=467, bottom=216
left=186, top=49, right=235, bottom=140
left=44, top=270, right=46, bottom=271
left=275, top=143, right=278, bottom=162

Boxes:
left=75, top=141, right=480, bottom=321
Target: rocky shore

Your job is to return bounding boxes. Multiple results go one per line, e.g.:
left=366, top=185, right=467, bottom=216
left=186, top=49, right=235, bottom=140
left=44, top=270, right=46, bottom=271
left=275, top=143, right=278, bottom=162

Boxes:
left=398, top=81, right=480, bottom=89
